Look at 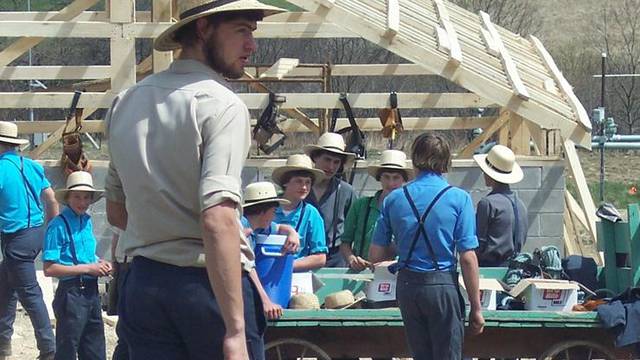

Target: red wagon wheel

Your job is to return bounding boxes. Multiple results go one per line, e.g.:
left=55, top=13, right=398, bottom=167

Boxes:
left=539, top=340, right=617, bottom=360
left=265, top=338, right=331, bottom=360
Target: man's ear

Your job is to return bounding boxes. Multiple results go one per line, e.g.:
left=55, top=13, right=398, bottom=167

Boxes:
left=194, top=17, right=211, bottom=43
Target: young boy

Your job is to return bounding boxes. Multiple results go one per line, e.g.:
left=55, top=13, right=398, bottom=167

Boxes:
left=42, top=171, right=111, bottom=360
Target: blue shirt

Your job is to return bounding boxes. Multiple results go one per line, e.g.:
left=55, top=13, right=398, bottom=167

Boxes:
left=274, top=201, right=327, bottom=259
left=372, top=171, right=478, bottom=272
left=0, top=150, right=51, bottom=233
left=42, top=207, right=99, bottom=280
left=240, top=216, right=278, bottom=250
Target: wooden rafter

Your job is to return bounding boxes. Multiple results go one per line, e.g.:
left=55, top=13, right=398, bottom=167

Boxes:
left=480, top=11, right=529, bottom=100
left=259, top=58, right=300, bottom=80
left=433, top=0, right=463, bottom=65
left=458, top=110, right=511, bottom=157
left=384, top=0, right=400, bottom=40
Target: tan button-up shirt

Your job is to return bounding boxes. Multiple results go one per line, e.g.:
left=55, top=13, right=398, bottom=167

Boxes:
left=105, top=59, right=254, bottom=269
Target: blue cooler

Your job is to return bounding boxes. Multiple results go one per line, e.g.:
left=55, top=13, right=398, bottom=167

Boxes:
left=255, top=234, right=294, bottom=307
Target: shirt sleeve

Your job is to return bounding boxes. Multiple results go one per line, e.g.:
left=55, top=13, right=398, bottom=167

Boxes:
left=105, top=161, right=126, bottom=204
left=372, top=195, right=393, bottom=247
left=42, top=220, right=65, bottom=263
left=33, top=162, right=50, bottom=191
left=341, top=198, right=361, bottom=245
left=198, top=96, right=250, bottom=211
left=307, top=208, right=328, bottom=254
left=475, top=197, right=491, bottom=254
left=455, top=193, right=479, bottom=252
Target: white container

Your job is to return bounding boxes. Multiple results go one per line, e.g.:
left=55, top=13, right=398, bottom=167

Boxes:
left=366, top=264, right=397, bottom=302
left=509, top=279, right=579, bottom=311
left=291, top=272, right=313, bottom=296
left=459, top=278, right=506, bottom=310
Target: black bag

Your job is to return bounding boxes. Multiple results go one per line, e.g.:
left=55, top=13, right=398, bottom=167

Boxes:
left=562, top=255, right=598, bottom=291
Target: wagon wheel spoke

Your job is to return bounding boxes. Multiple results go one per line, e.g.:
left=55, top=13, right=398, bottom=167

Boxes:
left=300, top=346, right=308, bottom=359
left=276, top=346, right=283, bottom=360
left=564, top=348, right=570, bottom=359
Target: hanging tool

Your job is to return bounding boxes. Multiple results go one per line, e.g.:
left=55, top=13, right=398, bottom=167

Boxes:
left=61, top=90, right=91, bottom=177
left=253, top=92, right=287, bottom=154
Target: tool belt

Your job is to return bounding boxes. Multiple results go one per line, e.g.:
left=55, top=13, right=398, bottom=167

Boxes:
left=61, top=91, right=91, bottom=177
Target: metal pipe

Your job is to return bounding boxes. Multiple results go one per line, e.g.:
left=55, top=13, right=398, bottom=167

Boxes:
left=599, top=53, right=607, bottom=202
left=591, top=142, right=640, bottom=149
left=592, top=135, right=640, bottom=142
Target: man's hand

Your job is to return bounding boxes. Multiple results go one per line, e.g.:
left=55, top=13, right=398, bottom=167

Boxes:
left=347, top=255, right=371, bottom=272
left=468, top=308, right=485, bottom=335
left=278, top=225, right=300, bottom=254
left=262, top=298, right=283, bottom=320
left=85, top=263, right=110, bottom=277
left=223, top=332, right=249, bottom=360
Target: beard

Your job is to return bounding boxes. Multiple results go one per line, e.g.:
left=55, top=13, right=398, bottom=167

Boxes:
left=203, top=35, right=245, bottom=79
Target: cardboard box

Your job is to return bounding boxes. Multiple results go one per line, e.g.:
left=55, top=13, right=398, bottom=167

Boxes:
left=365, top=264, right=397, bottom=302
left=290, top=272, right=323, bottom=296
left=509, top=279, right=579, bottom=311
left=459, top=278, right=506, bottom=310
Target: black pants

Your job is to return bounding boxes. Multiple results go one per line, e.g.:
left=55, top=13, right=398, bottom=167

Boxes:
left=119, top=257, right=266, bottom=360
left=53, top=279, right=106, bottom=360
left=396, top=270, right=465, bottom=360
left=112, top=262, right=130, bottom=360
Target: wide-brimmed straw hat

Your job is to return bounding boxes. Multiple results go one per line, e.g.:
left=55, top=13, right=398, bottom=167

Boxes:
left=473, top=145, right=523, bottom=184
left=243, top=181, right=289, bottom=208
left=0, top=121, right=29, bottom=146
left=271, top=154, right=326, bottom=187
left=55, top=171, right=104, bottom=205
left=289, top=293, right=320, bottom=310
left=154, top=0, right=287, bottom=51
left=367, top=149, right=414, bottom=181
left=324, top=290, right=365, bottom=309
left=303, top=133, right=356, bottom=165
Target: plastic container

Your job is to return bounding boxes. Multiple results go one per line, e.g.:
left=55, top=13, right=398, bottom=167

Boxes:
left=255, top=234, right=294, bottom=308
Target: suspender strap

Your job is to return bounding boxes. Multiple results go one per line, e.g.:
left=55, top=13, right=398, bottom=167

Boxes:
left=498, top=193, right=521, bottom=254
left=401, top=185, right=453, bottom=271
left=357, top=196, right=375, bottom=257
left=329, top=181, right=342, bottom=249
left=59, top=215, right=80, bottom=266
left=295, top=201, right=307, bottom=233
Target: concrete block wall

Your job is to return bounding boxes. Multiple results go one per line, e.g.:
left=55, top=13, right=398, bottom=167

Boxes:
left=37, top=159, right=565, bottom=260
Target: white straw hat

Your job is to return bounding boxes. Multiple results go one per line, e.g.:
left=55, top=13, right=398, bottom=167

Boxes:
left=243, top=181, right=289, bottom=208
left=324, top=290, right=365, bottom=309
left=0, top=121, right=29, bottom=146
left=55, top=171, right=104, bottom=205
left=473, top=145, right=523, bottom=184
left=154, top=0, right=287, bottom=51
left=303, top=133, right=356, bottom=165
left=271, top=154, right=326, bottom=187
left=289, top=293, right=320, bottom=310
left=367, top=149, right=414, bottom=181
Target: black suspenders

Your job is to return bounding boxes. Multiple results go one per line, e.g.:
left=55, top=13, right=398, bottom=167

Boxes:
left=400, top=185, right=453, bottom=271
left=294, top=201, right=307, bottom=233
left=60, top=214, right=85, bottom=288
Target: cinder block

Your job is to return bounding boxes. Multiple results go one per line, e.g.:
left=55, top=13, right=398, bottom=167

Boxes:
left=518, top=189, right=565, bottom=213
left=541, top=165, right=565, bottom=190
left=447, top=168, right=485, bottom=190
left=526, top=213, right=541, bottom=237
left=539, top=213, right=565, bottom=237
left=512, top=167, right=542, bottom=190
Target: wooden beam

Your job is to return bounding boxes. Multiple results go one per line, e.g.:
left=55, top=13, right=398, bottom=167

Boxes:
left=565, top=190, right=589, bottom=230
left=458, top=110, right=511, bottom=157
left=384, top=0, right=400, bottom=40
left=0, top=0, right=100, bottom=67
left=0, top=66, right=111, bottom=80
left=433, top=0, right=463, bottom=65
left=480, top=11, right=529, bottom=100
left=152, top=0, right=173, bottom=73
left=0, top=11, right=152, bottom=22
left=530, top=35, right=592, bottom=133
left=562, top=138, right=600, bottom=262
left=110, top=0, right=136, bottom=93
left=259, top=58, right=300, bottom=80
left=563, top=204, right=578, bottom=256
left=246, top=63, right=437, bottom=78
left=16, top=120, right=104, bottom=134
left=497, top=125, right=509, bottom=146
left=510, top=114, right=530, bottom=155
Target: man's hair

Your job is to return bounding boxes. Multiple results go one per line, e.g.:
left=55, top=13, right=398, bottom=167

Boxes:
left=174, top=10, right=264, bottom=48
left=281, top=170, right=314, bottom=188
left=310, top=149, right=346, bottom=164
left=411, top=133, right=451, bottom=174
left=244, top=201, right=279, bottom=216
left=376, top=168, right=408, bottom=182
left=0, top=141, right=17, bottom=149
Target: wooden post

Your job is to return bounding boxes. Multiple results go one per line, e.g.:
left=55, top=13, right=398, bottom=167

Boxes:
left=509, top=114, right=530, bottom=155
left=152, top=0, right=173, bottom=73
left=110, top=0, right=136, bottom=93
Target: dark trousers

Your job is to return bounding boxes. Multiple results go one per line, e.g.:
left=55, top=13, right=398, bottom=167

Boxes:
left=0, top=226, right=55, bottom=354
left=325, top=246, right=347, bottom=267
left=120, top=257, right=266, bottom=360
left=396, top=269, right=465, bottom=360
left=53, top=279, right=105, bottom=360
left=111, top=262, right=130, bottom=360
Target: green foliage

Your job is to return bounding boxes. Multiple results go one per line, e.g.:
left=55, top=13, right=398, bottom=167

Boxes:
left=567, top=180, right=640, bottom=210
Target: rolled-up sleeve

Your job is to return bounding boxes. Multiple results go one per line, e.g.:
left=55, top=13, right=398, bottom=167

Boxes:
left=42, top=221, right=64, bottom=263
left=105, top=161, right=126, bottom=203
left=198, top=96, right=250, bottom=211
left=455, top=193, right=479, bottom=252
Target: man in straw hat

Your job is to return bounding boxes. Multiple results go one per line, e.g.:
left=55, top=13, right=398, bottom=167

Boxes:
left=43, top=171, right=111, bottom=360
left=369, top=134, right=484, bottom=360
left=272, top=154, right=328, bottom=271
left=103, top=1, right=286, bottom=358
left=0, top=121, right=58, bottom=360
left=340, top=150, right=412, bottom=271
left=473, top=145, right=528, bottom=267
left=303, top=133, right=358, bottom=267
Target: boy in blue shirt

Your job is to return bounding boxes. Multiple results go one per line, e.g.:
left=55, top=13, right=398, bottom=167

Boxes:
left=42, top=171, right=111, bottom=360
left=272, top=154, right=327, bottom=271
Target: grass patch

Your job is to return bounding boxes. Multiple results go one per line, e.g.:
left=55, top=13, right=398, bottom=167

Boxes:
left=567, top=180, right=640, bottom=211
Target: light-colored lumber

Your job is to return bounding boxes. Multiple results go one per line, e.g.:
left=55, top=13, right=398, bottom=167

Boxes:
left=458, top=110, right=511, bottom=157
left=563, top=206, right=578, bottom=256
left=480, top=28, right=499, bottom=56
left=384, top=0, right=400, bottom=40
left=0, top=0, right=100, bottom=67
left=259, top=58, right=300, bottom=80
left=152, top=0, right=172, bottom=73
left=0, top=66, right=111, bottom=80
left=433, top=0, right=463, bottom=65
left=480, top=11, right=529, bottom=100
left=565, top=190, right=589, bottom=230
left=16, top=120, right=104, bottom=134
left=509, top=114, right=530, bottom=155
left=109, top=0, right=136, bottom=93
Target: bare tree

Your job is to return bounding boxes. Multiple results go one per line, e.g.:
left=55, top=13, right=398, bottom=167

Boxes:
left=451, top=0, right=542, bottom=36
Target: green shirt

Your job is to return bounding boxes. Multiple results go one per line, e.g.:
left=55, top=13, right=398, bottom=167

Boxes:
left=342, top=191, right=381, bottom=258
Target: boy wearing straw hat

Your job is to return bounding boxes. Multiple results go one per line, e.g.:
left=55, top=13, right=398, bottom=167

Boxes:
left=272, top=154, right=328, bottom=271
left=340, top=150, right=412, bottom=271
left=103, top=1, right=287, bottom=359
left=42, top=171, right=111, bottom=360
left=241, top=181, right=299, bottom=322
left=0, top=121, right=58, bottom=360
left=473, top=145, right=528, bottom=267
left=304, top=133, right=358, bottom=267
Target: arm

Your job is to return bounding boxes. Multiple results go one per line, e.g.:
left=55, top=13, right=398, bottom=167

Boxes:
left=293, top=253, right=326, bottom=272
left=248, top=269, right=282, bottom=320
left=106, top=199, right=128, bottom=232
left=43, top=261, right=111, bottom=278
left=459, top=250, right=484, bottom=335
left=475, top=198, right=490, bottom=260
left=276, top=224, right=299, bottom=254
left=368, top=196, right=395, bottom=263
left=40, top=187, right=59, bottom=222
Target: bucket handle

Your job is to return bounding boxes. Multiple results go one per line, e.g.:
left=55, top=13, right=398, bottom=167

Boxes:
left=260, top=247, right=283, bottom=257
